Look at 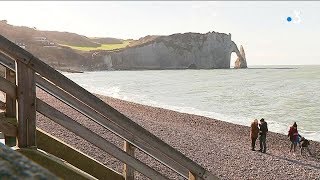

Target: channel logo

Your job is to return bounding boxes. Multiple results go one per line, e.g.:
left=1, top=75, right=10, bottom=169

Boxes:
left=287, top=10, right=302, bottom=24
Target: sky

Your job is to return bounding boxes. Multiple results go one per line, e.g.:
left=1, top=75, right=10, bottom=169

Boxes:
left=0, top=1, right=320, bottom=65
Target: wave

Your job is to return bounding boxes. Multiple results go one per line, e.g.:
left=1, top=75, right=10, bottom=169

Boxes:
left=149, top=103, right=320, bottom=142
left=79, top=84, right=320, bottom=142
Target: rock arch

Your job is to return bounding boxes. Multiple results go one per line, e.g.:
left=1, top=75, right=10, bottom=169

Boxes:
left=231, top=41, right=247, bottom=69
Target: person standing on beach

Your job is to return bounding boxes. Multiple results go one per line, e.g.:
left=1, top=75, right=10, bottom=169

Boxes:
left=258, top=118, right=268, bottom=153
left=250, top=119, right=260, bottom=151
left=288, top=122, right=299, bottom=153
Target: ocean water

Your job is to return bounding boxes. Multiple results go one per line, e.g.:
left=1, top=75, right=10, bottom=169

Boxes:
left=63, top=65, right=320, bottom=142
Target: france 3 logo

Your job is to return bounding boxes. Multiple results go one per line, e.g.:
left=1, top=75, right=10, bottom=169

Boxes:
left=286, top=10, right=302, bottom=24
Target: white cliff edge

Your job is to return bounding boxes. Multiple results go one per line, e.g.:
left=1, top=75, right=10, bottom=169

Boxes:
left=103, top=32, right=247, bottom=70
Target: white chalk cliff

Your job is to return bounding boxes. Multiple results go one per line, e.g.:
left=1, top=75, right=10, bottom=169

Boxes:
left=104, top=32, right=247, bottom=70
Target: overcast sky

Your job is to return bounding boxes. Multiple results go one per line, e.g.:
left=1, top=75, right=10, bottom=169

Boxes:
left=0, top=1, right=320, bottom=65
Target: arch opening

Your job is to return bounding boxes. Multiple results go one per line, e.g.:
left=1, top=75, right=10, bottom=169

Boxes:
left=230, top=52, right=238, bottom=68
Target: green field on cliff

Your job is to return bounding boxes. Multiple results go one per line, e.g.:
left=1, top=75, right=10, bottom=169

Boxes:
left=60, top=40, right=132, bottom=51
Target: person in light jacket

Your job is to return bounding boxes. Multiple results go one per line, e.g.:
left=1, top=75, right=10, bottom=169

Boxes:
left=250, top=119, right=259, bottom=151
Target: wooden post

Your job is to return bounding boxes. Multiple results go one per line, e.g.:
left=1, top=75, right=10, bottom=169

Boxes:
left=123, top=141, right=135, bottom=180
left=188, top=172, right=197, bottom=180
left=0, top=101, right=5, bottom=110
left=16, top=61, right=36, bottom=148
left=4, top=68, right=16, bottom=147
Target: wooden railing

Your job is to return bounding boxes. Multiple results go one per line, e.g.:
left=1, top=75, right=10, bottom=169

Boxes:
left=0, top=35, right=218, bottom=180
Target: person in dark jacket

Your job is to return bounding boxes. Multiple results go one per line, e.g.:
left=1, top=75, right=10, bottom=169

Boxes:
left=258, top=118, right=268, bottom=153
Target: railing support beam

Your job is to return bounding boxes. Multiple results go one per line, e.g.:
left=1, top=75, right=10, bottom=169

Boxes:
left=123, top=141, right=135, bottom=180
left=4, top=68, right=16, bottom=147
left=16, top=61, right=36, bottom=148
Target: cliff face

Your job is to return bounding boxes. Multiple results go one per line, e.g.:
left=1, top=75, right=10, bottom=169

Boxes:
left=0, top=20, right=247, bottom=71
left=104, top=32, right=246, bottom=70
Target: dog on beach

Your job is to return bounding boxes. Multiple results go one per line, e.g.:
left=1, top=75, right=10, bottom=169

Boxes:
left=299, top=136, right=312, bottom=156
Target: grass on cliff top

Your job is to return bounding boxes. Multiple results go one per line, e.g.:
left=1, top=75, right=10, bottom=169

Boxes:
left=60, top=40, right=132, bottom=51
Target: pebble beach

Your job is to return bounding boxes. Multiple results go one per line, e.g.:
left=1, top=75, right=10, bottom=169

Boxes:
left=36, top=90, right=320, bottom=180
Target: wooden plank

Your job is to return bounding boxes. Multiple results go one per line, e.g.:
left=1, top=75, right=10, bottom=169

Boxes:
left=0, top=101, right=5, bottom=110
left=17, top=148, right=98, bottom=180
left=16, top=61, right=36, bottom=148
left=0, top=52, right=15, bottom=70
left=0, top=35, right=216, bottom=179
left=36, top=99, right=168, bottom=180
left=36, top=75, right=189, bottom=178
left=4, top=69, right=15, bottom=116
left=123, top=141, right=135, bottom=180
left=202, top=171, right=219, bottom=180
left=0, top=37, right=32, bottom=65
left=36, top=128, right=124, bottom=180
left=4, top=68, right=17, bottom=147
left=189, top=171, right=218, bottom=180
left=0, top=76, right=16, bottom=98
left=0, top=117, right=17, bottom=136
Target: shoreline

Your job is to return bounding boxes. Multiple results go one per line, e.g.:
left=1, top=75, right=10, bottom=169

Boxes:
left=89, top=93, right=320, bottom=143
left=36, top=90, right=320, bottom=179
left=61, top=65, right=320, bottom=143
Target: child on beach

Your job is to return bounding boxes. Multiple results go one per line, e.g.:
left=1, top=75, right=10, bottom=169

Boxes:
left=288, top=122, right=299, bottom=153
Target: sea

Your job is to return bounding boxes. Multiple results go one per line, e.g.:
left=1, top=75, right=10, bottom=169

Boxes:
left=62, top=65, right=320, bottom=142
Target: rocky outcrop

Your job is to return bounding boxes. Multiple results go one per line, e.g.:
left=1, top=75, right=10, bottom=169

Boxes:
left=103, top=32, right=246, bottom=70
left=234, top=45, right=247, bottom=69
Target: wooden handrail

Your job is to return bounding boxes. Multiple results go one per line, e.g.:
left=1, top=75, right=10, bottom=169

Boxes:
left=0, top=52, right=15, bottom=70
left=35, top=75, right=189, bottom=177
left=36, top=99, right=168, bottom=180
left=0, top=53, right=189, bottom=177
left=0, top=35, right=218, bottom=180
